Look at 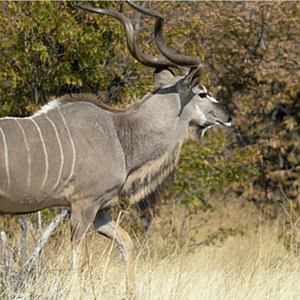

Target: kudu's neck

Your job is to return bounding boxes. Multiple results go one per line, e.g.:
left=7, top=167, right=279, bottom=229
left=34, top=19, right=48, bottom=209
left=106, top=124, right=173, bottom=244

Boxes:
left=113, top=84, right=188, bottom=173
left=113, top=83, right=190, bottom=204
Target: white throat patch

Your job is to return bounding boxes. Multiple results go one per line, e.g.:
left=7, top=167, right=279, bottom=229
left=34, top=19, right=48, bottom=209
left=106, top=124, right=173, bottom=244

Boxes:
left=196, top=105, right=207, bottom=126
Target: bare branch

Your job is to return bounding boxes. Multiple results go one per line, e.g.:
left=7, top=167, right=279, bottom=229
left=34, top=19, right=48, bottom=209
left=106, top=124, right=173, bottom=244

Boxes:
left=25, top=209, right=68, bottom=272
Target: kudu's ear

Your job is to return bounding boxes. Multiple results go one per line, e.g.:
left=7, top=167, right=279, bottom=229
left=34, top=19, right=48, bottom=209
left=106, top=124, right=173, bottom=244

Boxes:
left=153, top=67, right=175, bottom=88
left=183, top=65, right=204, bottom=91
left=178, top=65, right=204, bottom=116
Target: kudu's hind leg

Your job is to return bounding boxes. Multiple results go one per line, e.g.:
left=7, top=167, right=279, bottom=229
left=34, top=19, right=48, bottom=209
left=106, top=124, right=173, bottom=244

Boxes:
left=93, top=211, right=137, bottom=297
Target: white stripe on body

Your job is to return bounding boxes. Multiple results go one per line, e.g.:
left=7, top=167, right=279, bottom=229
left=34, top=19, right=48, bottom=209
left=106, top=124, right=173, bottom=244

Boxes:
left=30, top=118, right=49, bottom=189
left=45, top=116, right=64, bottom=190
left=0, top=124, right=10, bottom=188
left=14, top=119, right=32, bottom=189
left=57, top=107, right=76, bottom=182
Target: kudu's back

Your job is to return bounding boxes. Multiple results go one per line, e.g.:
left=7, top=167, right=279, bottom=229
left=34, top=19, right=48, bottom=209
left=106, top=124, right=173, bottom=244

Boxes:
left=0, top=99, right=126, bottom=214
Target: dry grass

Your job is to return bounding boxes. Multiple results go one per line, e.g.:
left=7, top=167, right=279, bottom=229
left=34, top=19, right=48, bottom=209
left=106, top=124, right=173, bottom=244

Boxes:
left=1, top=199, right=300, bottom=300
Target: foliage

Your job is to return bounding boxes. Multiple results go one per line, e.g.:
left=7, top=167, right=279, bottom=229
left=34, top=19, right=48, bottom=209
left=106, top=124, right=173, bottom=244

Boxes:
left=0, top=1, right=151, bottom=116
left=164, top=2, right=300, bottom=216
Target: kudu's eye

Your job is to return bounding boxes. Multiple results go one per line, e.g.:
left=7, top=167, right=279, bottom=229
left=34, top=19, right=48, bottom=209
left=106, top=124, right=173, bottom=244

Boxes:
left=199, top=93, right=207, bottom=98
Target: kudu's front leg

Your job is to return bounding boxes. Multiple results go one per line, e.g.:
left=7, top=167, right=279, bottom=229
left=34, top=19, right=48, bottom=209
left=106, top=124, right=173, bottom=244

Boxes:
left=70, top=203, right=97, bottom=268
left=93, top=211, right=137, bottom=298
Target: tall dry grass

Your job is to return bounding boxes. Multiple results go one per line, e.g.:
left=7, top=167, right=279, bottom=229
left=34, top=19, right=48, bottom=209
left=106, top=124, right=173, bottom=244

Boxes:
left=1, top=199, right=300, bottom=300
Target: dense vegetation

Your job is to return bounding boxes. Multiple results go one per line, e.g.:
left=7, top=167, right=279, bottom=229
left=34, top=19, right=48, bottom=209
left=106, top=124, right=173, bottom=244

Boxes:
left=0, top=1, right=300, bottom=228
left=1, top=1, right=300, bottom=299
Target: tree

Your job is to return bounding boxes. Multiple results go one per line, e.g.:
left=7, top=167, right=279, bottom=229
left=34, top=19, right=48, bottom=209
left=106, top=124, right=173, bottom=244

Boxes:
left=0, top=1, right=299, bottom=220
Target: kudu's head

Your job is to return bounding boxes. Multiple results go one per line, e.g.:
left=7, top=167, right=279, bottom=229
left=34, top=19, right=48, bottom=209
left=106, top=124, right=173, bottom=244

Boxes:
left=76, top=1, right=231, bottom=138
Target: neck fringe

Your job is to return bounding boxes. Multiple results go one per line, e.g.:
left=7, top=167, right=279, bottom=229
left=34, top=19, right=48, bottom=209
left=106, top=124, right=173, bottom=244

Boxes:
left=121, top=129, right=190, bottom=205
left=57, top=93, right=126, bottom=112
left=57, top=93, right=153, bottom=113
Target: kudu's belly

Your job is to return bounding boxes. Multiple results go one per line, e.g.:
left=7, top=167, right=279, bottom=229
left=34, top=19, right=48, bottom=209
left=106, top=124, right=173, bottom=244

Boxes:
left=0, top=187, right=68, bottom=214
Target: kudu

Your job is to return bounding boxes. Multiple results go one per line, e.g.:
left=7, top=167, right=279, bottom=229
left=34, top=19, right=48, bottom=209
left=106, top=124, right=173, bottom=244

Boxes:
left=0, top=1, right=230, bottom=296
